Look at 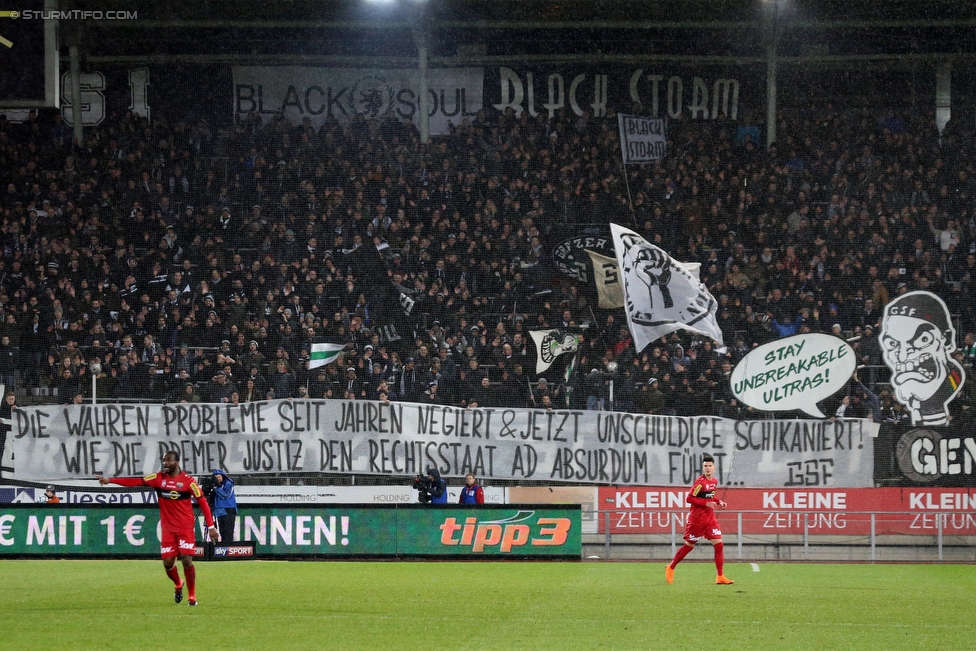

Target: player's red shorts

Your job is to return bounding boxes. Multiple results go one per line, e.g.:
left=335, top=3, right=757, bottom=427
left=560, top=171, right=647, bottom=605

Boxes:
left=683, top=516, right=722, bottom=545
left=159, top=529, right=197, bottom=559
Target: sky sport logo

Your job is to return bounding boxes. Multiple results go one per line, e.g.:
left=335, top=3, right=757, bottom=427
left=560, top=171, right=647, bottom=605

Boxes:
left=438, top=511, right=571, bottom=553
left=0, top=9, right=138, bottom=20
left=215, top=545, right=254, bottom=557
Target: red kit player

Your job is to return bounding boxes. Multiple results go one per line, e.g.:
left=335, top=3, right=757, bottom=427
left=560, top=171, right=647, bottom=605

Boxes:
left=665, top=454, right=734, bottom=585
left=98, top=450, right=219, bottom=605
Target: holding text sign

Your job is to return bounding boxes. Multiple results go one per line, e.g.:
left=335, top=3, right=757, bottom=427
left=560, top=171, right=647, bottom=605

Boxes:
left=731, top=333, right=855, bottom=418
left=617, top=114, right=666, bottom=163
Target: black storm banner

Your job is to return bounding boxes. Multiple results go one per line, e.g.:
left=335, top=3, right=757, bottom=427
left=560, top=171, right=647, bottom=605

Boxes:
left=486, top=66, right=748, bottom=121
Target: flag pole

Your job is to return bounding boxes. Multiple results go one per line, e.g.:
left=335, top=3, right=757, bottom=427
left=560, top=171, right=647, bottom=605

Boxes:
left=563, top=350, right=580, bottom=408
left=617, top=112, right=637, bottom=225
left=621, top=160, right=636, bottom=226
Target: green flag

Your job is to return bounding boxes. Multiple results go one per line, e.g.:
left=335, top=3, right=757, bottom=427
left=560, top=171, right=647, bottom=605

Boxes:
left=309, top=343, right=346, bottom=369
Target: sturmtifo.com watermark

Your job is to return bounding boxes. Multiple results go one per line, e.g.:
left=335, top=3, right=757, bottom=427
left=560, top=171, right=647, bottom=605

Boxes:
left=1, top=9, right=138, bottom=20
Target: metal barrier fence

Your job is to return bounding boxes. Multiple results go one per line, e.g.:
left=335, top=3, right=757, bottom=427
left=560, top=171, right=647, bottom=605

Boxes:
left=582, top=511, right=976, bottom=563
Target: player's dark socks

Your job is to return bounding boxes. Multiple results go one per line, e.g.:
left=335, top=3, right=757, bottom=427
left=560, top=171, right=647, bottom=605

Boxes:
left=669, top=544, right=693, bottom=569
left=714, top=542, right=725, bottom=576
left=165, top=565, right=181, bottom=586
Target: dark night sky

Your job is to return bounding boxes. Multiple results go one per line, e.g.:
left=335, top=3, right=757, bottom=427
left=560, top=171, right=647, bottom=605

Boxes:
left=69, top=0, right=976, bottom=59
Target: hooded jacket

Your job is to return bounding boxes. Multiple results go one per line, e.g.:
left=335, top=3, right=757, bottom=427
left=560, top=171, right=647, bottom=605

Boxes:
left=426, top=466, right=448, bottom=504
left=211, top=469, right=238, bottom=516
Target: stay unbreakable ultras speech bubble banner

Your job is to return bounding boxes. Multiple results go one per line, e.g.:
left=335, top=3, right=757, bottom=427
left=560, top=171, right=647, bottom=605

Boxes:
left=730, top=333, right=857, bottom=418
left=4, top=399, right=876, bottom=487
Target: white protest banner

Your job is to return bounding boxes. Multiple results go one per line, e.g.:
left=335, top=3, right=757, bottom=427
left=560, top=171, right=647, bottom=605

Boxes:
left=880, top=291, right=965, bottom=426
left=617, top=113, right=666, bottom=163
left=530, top=329, right=581, bottom=374
left=730, top=333, right=856, bottom=418
left=6, top=399, right=875, bottom=487
left=232, top=67, right=483, bottom=135
left=610, top=223, right=724, bottom=352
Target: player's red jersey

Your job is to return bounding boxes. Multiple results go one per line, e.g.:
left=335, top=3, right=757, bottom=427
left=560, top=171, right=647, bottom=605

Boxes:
left=110, top=472, right=214, bottom=533
left=686, top=474, right=719, bottom=524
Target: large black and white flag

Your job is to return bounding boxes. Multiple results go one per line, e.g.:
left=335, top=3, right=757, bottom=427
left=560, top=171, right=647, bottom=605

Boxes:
left=610, top=223, right=724, bottom=352
left=530, top=329, right=581, bottom=374
left=587, top=249, right=701, bottom=310
left=341, top=243, right=422, bottom=342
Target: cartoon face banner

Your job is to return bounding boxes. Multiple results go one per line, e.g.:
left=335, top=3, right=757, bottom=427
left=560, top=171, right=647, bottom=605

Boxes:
left=610, top=223, right=724, bottom=353
left=880, top=291, right=965, bottom=426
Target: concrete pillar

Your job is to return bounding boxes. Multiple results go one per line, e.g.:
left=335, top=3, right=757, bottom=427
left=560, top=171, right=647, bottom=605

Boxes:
left=69, top=45, right=83, bottom=146
left=766, top=42, right=777, bottom=150
left=764, top=0, right=781, bottom=151
left=936, top=62, right=951, bottom=133
left=418, top=46, right=429, bottom=144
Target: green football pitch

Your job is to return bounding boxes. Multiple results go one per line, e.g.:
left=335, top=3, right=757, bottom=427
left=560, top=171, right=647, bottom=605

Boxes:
left=0, top=561, right=972, bottom=650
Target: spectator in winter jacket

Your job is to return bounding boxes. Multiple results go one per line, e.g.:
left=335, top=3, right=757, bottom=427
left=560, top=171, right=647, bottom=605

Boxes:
left=768, top=312, right=802, bottom=338
left=0, top=335, right=19, bottom=389
left=208, top=371, right=237, bottom=403
left=270, top=359, right=297, bottom=398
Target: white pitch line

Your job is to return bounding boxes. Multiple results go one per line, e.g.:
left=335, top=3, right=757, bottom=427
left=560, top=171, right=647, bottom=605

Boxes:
left=750, top=563, right=760, bottom=572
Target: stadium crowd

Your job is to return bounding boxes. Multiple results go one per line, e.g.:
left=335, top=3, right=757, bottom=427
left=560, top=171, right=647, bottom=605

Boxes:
left=1, top=103, right=976, bottom=423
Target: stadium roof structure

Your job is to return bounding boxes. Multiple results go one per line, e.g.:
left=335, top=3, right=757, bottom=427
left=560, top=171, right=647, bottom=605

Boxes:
left=69, top=0, right=976, bottom=65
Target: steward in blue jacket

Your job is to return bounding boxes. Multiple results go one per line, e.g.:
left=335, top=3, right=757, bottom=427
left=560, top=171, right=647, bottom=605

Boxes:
left=211, top=469, right=238, bottom=542
left=459, top=474, right=485, bottom=504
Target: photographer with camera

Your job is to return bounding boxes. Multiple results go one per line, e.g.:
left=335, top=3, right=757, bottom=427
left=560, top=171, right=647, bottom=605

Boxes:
left=209, top=469, right=238, bottom=542
left=412, top=466, right=448, bottom=504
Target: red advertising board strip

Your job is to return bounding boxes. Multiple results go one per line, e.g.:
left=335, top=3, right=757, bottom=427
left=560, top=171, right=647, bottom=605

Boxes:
left=597, top=487, right=976, bottom=536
